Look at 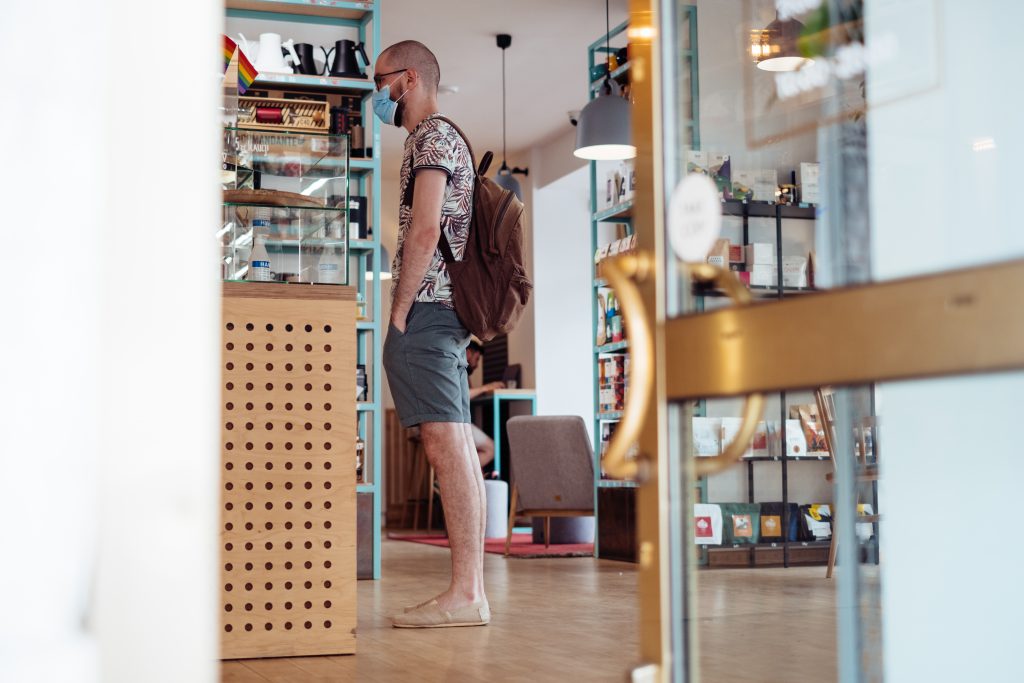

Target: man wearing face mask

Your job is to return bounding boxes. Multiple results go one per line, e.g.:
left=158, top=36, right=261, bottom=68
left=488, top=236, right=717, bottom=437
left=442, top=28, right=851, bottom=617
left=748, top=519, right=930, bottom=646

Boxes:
left=375, top=41, right=489, bottom=629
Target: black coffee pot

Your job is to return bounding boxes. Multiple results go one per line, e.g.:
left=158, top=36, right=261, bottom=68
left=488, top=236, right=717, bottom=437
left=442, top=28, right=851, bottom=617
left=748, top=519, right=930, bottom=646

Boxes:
left=325, top=40, right=369, bottom=78
left=292, top=42, right=331, bottom=76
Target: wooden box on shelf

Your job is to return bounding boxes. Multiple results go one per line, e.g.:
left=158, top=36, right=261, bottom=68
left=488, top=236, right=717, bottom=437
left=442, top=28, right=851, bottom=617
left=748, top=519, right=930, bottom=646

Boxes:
left=239, top=95, right=329, bottom=133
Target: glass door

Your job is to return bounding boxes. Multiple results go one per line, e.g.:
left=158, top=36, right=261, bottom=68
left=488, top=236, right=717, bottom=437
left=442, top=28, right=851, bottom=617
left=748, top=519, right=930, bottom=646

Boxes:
left=612, top=1, right=1024, bottom=681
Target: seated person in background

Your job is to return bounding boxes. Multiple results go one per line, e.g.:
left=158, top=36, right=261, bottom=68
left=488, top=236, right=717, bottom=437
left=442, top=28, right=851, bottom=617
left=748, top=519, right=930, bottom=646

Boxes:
left=466, top=338, right=504, bottom=470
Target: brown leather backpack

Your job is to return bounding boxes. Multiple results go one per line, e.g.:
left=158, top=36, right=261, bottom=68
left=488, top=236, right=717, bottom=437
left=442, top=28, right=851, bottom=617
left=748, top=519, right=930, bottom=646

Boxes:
left=402, top=115, right=532, bottom=342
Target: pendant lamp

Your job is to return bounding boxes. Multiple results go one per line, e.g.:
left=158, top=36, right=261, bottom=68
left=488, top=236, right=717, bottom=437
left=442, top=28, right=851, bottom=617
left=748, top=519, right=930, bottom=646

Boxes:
left=750, top=15, right=812, bottom=72
left=494, top=34, right=528, bottom=200
left=574, top=0, right=635, bottom=161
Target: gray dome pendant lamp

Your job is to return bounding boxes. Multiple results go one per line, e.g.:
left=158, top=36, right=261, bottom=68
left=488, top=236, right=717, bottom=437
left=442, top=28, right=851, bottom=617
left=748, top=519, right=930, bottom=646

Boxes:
left=494, top=33, right=528, bottom=200
left=574, top=0, right=636, bottom=161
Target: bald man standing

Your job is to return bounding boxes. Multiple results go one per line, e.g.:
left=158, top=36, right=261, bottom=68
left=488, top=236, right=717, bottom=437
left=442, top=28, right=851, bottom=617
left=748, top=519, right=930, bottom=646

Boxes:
left=375, top=41, right=490, bottom=629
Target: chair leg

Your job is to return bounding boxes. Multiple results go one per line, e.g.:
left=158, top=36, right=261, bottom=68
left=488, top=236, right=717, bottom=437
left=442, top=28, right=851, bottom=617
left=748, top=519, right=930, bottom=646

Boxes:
left=402, top=443, right=422, bottom=529
left=826, top=522, right=838, bottom=579
left=505, top=484, right=518, bottom=556
left=544, top=517, right=551, bottom=548
left=427, top=465, right=436, bottom=532
left=412, top=448, right=427, bottom=531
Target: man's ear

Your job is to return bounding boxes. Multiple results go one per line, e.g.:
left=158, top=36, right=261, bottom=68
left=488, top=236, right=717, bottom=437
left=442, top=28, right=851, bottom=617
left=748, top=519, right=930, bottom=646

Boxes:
left=404, top=67, right=419, bottom=90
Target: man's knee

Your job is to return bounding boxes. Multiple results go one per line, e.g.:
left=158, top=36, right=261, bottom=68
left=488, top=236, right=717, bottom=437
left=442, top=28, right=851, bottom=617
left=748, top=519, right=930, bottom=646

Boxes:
left=420, top=422, right=464, bottom=467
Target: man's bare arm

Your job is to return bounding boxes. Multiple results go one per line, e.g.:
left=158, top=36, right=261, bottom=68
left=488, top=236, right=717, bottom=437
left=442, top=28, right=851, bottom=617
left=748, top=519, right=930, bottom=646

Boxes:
left=468, top=381, right=506, bottom=400
left=390, top=168, right=448, bottom=331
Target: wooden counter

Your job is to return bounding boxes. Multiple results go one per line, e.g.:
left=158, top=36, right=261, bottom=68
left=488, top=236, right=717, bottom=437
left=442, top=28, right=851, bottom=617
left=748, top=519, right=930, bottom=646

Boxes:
left=220, top=282, right=357, bottom=659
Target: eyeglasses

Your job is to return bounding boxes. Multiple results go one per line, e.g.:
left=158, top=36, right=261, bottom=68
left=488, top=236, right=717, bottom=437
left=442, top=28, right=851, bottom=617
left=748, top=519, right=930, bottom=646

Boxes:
left=373, top=68, right=407, bottom=90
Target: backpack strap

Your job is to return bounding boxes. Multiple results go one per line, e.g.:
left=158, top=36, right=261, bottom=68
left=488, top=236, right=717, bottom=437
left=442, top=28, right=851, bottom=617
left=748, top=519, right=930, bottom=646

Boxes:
left=400, top=114, right=479, bottom=265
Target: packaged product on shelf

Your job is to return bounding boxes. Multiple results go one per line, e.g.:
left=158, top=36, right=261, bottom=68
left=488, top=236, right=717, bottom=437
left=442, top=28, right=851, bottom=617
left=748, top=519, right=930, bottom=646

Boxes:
left=692, top=417, right=722, bottom=456
left=719, top=503, right=761, bottom=545
left=693, top=503, right=724, bottom=545
left=785, top=418, right=809, bottom=457
left=686, top=150, right=708, bottom=175
left=605, top=170, right=615, bottom=207
left=791, top=404, right=828, bottom=455
left=748, top=264, right=777, bottom=287
left=746, top=242, right=775, bottom=265
left=783, top=255, right=810, bottom=288
left=356, top=364, right=367, bottom=402
left=610, top=314, right=624, bottom=343
left=732, top=169, right=755, bottom=202
left=596, top=294, right=608, bottom=346
left=752, top=421, right=769, bottom=456
left=729, top=243, right=745, bottom=264
left=800, top=504, right=832, bottom=540
left=599, top=385, right=616, bottom=414
left=706, top=238, right=730, bottom=267
left=720, top=417, right=754, bottom=458
left=616, top=161, right=629, bottom=202
left=627, top=162, right=637, bottom=197
left=753, top=169, right=778, bottom=201
left=709, top=153, right=732, bottom=199
left=799, top=162, right=821, bottom=204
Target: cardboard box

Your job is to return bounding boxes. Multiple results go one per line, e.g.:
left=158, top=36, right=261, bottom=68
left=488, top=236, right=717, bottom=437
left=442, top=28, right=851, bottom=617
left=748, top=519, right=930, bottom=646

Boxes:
left=746, top=243, right=776, bottom=265
left=800, top=162, right=821, bottom=204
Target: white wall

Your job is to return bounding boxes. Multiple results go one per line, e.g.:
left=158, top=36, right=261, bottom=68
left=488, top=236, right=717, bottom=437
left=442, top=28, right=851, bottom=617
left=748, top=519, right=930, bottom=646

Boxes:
left=867, top=1, right=1024, bottom=681
left=531, top=166, right=595, bottom=439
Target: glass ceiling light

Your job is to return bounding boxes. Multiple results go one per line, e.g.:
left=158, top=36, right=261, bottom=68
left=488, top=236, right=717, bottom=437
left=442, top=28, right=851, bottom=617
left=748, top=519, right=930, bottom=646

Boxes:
left=750, top=15, right=813, bottom=72
left=494, top=34, right=528, bottom=200
left=574, top=0, right=636, bottom=161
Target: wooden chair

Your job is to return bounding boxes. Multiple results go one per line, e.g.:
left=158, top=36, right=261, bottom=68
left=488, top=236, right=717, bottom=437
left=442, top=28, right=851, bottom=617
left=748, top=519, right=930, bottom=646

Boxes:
left=400, top=431, right=440, bottom=531
left=815, top=388, right=881, bottom=579
left=504, top=416, right=596, bottom=555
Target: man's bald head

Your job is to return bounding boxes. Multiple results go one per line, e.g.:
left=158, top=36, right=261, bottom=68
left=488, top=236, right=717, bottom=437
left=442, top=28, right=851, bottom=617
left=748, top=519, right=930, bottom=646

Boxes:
left=378, top=40, right=440, bottom=93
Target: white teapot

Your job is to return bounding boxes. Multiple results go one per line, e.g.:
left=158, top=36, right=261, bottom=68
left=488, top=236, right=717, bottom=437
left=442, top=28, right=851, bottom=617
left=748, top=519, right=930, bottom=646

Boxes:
left=236, top=33, right=299, bottom=74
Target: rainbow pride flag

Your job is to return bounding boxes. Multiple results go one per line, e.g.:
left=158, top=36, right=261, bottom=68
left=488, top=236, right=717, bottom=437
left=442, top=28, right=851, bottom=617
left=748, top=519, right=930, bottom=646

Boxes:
left=237, top=49, right=258, bottom=94
left=222, top=35, right=236, bottom=74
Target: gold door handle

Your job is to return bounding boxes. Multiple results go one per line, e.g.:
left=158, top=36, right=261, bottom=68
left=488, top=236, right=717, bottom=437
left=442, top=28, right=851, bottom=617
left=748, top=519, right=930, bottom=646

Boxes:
left=600, top=251, right=656, bottom=481
left=688, top=263, right=766, bottom=477
left=600, top=257, right=765, bottom=481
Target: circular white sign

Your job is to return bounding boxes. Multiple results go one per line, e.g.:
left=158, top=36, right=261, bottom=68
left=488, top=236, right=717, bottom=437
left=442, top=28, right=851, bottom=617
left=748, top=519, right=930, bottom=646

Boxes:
left=668, top=173, right=722, bottom=263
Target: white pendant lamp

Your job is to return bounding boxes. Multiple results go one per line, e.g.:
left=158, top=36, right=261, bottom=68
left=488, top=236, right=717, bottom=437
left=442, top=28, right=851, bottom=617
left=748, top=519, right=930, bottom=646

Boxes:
left=494, top=34, right=527, bottom=200
left=574, top=0, right=636, bottom=161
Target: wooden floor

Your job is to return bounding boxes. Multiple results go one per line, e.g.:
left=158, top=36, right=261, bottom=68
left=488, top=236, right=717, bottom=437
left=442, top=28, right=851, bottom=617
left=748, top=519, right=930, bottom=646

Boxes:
left=223, top=538, right=844, bottom=682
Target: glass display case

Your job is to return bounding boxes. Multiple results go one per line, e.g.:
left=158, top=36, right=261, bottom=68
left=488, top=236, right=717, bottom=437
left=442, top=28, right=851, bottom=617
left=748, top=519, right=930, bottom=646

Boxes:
left=220, top=127, right=349, bottom=284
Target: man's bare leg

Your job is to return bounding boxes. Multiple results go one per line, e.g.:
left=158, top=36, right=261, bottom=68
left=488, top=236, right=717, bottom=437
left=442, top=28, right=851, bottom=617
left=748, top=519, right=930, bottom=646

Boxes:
left=462, top=424, right=487, bottom=574
left=420, top=422, right=487, bottom=611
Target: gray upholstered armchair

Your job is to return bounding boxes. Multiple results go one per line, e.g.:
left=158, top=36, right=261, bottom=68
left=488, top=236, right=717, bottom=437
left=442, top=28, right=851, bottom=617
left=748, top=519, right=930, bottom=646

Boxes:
left=505, top=416, right=596, bottom=555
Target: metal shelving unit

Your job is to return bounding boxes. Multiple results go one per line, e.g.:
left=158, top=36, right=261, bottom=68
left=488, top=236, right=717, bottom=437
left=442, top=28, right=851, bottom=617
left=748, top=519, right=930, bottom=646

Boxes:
left=226, top=0, right=384, bottom=579
left=588, top=12, right=699, bottom=560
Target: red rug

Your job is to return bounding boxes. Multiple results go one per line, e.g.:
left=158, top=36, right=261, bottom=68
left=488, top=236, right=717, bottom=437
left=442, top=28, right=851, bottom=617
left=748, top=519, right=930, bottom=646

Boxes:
left=388, top=532, right=595, bottom=558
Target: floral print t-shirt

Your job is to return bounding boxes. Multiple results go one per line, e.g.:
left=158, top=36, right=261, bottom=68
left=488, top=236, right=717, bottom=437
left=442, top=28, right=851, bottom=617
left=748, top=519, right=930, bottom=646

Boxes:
left=392, top=114, right=474, bottom=309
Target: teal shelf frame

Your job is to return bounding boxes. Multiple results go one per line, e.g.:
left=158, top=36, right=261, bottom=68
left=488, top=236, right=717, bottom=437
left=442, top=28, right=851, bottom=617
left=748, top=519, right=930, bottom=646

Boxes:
left=226, top=0, right=383, bottom=580
left=588, top=9, right=699, bottom=560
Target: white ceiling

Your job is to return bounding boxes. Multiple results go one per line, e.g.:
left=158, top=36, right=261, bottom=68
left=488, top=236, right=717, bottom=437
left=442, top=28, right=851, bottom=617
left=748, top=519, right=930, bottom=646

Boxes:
left=378, top=0, right=628, bottom=177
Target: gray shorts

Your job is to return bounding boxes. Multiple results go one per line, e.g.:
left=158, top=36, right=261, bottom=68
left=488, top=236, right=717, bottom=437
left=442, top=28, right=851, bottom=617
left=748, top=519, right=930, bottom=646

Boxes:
left=384, top=302, right=471, bottom=428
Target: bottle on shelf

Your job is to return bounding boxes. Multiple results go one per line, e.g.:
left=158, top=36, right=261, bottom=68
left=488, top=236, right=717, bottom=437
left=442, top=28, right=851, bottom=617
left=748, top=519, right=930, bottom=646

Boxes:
left=355, top=435, right=365, bottom=483
left=247, top=219, right=273, bottom=282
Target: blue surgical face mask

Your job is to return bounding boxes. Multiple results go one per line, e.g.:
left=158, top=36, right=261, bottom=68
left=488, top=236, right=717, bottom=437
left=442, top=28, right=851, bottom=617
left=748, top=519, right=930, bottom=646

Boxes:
left=372, top=74, right=412, bottom=127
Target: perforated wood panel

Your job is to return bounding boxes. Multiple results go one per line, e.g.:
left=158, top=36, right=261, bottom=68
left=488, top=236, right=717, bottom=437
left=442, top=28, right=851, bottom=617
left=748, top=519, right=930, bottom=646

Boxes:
left=220, top=285, right=356, bottom=659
